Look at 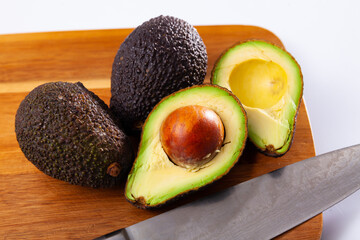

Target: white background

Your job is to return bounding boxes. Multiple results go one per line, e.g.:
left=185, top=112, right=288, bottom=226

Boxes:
left=1, top=0, right=360, bottom=239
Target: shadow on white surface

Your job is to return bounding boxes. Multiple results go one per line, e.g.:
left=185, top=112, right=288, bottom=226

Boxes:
left=322, top=190, right=360, bottom=240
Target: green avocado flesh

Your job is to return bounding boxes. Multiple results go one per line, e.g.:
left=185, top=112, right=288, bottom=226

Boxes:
left=211, top=40, right=303, bottom=156
left=125, top=85, right=247, bottom=208
left=15, top=82, right=133, bottom=188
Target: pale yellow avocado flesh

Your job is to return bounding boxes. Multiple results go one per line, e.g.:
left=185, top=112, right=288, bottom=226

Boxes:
left=229, top=59, right=288, bottom=109
left=212, top=41, right=302, bottom=154
left=125, top=86, right=247, bottom=207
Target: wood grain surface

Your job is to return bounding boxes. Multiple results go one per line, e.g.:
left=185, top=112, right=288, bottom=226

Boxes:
left=0, top=25, right=322, bottom=239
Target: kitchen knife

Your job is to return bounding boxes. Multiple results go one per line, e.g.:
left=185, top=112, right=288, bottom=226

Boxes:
left=95, top=144, right=360, bottom=240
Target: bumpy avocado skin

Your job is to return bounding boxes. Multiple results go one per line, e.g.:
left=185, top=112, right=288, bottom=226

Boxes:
left=15, top=82, right=133, bottom=188
left=110, top=15, right=207, bottom=131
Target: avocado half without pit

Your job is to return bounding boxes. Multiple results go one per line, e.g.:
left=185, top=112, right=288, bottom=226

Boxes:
left=211, top=40, right=303, bottom=156
left=125, top=85, right=247, bottom=208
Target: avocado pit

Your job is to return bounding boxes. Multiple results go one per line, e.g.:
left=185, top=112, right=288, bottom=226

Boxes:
left=160, top=105, right=225, bottom=169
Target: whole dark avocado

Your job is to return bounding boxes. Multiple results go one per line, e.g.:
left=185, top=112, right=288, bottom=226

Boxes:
left=15, top=82, right=133, bottom=188
left=110, top=15, right=208, bottom=131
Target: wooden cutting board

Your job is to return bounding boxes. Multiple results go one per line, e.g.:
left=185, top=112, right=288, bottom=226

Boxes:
left=0, top=25, right=321, bottom=239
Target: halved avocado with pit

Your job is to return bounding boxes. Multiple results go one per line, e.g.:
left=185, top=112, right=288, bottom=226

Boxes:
left=211, top=40, right=303, bottom=156
left=125, top=85, right=247, bottom=208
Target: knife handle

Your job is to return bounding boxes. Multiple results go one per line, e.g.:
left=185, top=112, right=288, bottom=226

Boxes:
left=93, top=228, right=130, bottom=240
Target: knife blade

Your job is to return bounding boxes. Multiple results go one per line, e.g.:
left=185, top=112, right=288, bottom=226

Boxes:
left=95, top=144, right=360, bottom=240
